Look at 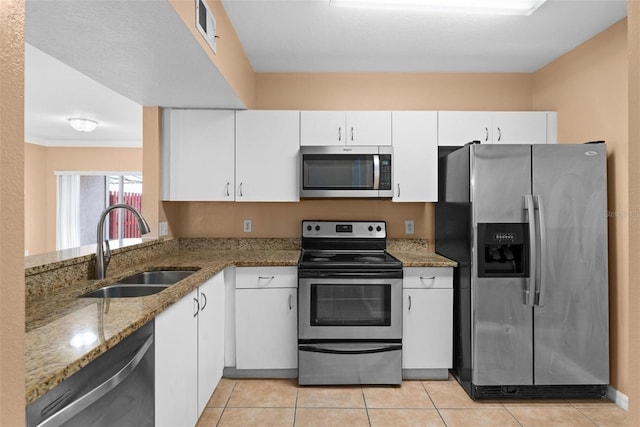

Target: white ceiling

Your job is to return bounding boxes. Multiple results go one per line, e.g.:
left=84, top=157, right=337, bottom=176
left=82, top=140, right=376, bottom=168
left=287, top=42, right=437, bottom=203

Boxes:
left=221, top=0, right=628, bottom=72
left=24, top=0, right=628, bottom=147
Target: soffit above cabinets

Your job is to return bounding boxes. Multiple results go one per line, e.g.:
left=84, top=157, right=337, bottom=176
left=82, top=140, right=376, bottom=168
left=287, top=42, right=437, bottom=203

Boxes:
left=25, top=0, right=244, bottom=110
left=221, top=0, right=627, bottom=73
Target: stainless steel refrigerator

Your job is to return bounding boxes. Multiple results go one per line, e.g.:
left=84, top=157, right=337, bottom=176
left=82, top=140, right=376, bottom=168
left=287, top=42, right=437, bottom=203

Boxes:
left=436, top=143, right=609, bottom=399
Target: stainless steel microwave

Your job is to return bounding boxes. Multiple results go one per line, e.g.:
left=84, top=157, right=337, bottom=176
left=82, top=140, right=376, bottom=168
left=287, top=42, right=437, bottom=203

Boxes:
left=300, top=146, right=393, bottom=198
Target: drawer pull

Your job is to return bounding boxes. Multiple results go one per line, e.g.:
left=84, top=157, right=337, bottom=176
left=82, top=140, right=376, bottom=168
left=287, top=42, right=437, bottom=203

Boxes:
left=420, top=276, right=436, bottom=280
left=258, top=276, right=275, bottom=280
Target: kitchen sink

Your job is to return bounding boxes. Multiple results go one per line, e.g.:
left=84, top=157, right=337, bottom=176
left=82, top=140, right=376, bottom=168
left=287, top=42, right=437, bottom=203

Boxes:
left=115, top=270, right=197, bottom=285
left=80, top=284, right=169, bottom=298
left=79, top=269, right=198, bottom=298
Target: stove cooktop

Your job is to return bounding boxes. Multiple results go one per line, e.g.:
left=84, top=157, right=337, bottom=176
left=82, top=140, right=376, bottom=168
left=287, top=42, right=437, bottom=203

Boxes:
left=298, top=250, right=402, bottom=270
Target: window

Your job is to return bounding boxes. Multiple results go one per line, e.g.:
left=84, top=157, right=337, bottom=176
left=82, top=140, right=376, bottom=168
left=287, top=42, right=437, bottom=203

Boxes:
left=56, top=172, right=142, bottom=251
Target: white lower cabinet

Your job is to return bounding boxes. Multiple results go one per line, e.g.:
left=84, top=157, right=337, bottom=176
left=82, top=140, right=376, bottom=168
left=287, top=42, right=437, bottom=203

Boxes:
left=197, top=272, right=225, bottom=415
left=235, top=267, right=298, bottom=370
left=155, top=272, right=225, bottom=427
left=402, top=267, right=453, bottom=379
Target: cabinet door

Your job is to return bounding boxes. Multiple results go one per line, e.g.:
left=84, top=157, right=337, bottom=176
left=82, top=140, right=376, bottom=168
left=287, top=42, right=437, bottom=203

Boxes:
left=300, top=111, right=346, bottom=146
left=235, top=110, right=300, bottom=202
left=492, top=112, right=548, bottom=144
left=197, top=272, right=225, bottom=416
left=438, top=111, right=491, bottom=145
left=392, top=111, right=438, bottom=202
left=346, top=111, right=392, bottom=146
left=236, top=288, right=297, bottom=369
left=164, top=109, right=235, bottom=201
left=402, top=289, right=453, bottom=369
left=155, top=289, right=199, bottom=427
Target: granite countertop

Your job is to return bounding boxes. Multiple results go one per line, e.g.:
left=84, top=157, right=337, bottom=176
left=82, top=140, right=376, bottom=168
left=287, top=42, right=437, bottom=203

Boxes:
left=25, top=240, right=455, bottom=405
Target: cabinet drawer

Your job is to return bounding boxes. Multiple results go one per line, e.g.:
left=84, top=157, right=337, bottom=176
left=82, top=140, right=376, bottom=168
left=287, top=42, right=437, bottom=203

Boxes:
left=235, top=267, right=297, bottom=289
left=403, top=268, right=452, bottom=289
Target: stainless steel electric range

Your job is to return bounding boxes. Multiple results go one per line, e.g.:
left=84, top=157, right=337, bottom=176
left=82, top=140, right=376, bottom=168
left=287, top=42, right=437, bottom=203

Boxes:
left=297, top=220, right=403, bottom=385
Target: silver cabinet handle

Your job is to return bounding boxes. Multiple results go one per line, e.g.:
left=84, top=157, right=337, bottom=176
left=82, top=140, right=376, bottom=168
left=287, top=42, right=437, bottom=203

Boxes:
left=238, top=182, right=243, bottom=197
left=225, top=182, right=230, bottom=197
left=289, top=294, right=293, bottom=310
left=525, top=195, right=537, bottom=307
left=497, top=127, right=502, bottom=142
left=408, top=295, right=412, bottom=311
left=194, top=297, right=200, bottom=317
left=397, top=183, right=401, bottom=198
left=258, top=276, right=275, bottom=280
left=37, top=334, right=153, bottom=427
left=535, top=195, right=547, bottom=307
left=200, top=292, right=207, bottom=312
left=351, top=126, right=354, bottom=141
left=485, top=127, right=489, bottom=142
left=338, top=127, right=342, bottom=142
left=420, top=276, right=436, bottom=281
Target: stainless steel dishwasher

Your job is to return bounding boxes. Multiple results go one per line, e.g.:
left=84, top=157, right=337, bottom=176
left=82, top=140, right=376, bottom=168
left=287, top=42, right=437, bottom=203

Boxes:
left=27, top=320, right=154, bottom=427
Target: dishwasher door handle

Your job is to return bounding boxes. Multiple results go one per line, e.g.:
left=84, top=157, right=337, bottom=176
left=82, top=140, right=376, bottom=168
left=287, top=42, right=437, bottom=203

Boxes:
left=37, top=334, right=154, bottom=427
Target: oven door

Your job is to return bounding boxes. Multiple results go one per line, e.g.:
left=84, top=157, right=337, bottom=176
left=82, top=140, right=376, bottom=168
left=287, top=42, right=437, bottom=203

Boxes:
left=298, top=275, right=402, bottom=340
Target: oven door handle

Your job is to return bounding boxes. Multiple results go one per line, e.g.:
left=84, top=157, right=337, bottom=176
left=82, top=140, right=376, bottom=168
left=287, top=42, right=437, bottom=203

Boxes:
left=299, top=343, right=402, bottom=355
left=298, top=271, right=403, bottom=279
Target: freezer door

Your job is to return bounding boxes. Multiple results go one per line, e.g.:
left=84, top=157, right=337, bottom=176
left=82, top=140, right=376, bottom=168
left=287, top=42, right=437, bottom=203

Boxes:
left=471, top=145, right=534, bottom=385
left=472, top=277, right=533, bottom=385
left=532, top=144, right=609, bottom=385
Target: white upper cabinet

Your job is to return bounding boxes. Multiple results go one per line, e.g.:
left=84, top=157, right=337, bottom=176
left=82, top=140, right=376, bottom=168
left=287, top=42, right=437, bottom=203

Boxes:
left=300, top=111, right=392, bottom=146
left=163, top=109, right=235, bottom=201
left=438, top=111, right=557, bottom=146
left=235, top=110, right=300, bottom=202
left=437, top=111, right=493, bottom=146
left=491, top=112, right=549, bottom=144
left=392, top=111, right=438, bottom=202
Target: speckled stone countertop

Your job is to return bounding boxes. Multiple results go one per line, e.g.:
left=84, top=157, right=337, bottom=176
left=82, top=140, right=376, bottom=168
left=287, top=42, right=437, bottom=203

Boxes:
left=25, top=238, right=455, bottom=405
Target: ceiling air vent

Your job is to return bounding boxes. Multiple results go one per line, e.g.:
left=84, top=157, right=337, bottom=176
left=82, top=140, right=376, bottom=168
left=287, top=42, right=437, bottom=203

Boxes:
left=196, top=0, right=217, bottom=54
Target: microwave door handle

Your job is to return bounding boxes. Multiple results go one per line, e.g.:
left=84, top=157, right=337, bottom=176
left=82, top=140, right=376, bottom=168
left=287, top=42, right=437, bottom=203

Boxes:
left=373, top=154, right=380, bottom=190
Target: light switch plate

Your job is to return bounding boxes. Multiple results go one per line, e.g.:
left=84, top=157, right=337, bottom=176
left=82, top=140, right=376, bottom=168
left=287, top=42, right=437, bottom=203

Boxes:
left=405, top=220, right=415, bottom=235
left=243, top=219, right=252, bottom=233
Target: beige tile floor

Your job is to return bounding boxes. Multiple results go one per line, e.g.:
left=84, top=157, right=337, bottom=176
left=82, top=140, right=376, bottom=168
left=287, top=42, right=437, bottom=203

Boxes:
left=196, top=378, right=629, bottom=427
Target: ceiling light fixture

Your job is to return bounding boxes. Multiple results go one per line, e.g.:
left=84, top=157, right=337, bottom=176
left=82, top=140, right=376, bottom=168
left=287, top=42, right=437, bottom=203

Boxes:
left=68, top=117, right=98, bottom=133
left=329, top=0, right=548, bottom=16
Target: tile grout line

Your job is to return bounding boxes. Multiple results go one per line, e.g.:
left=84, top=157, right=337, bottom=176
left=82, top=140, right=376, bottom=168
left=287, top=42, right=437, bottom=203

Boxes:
left=215, top=379, right=238, bottom=427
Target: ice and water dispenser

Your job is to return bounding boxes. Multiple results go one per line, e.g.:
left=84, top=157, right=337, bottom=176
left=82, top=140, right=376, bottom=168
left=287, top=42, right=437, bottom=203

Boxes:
left=477, top=223, right=529, bottom=277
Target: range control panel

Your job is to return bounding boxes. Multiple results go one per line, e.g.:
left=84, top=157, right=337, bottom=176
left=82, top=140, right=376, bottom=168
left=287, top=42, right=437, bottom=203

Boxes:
left=302, top=220, right=387, bottom=239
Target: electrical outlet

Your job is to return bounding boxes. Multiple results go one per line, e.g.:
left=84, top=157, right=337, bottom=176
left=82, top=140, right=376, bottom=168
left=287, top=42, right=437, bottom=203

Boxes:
left=159, top=221, right=168, bottom=237
left=243, top=219, right=252, bottom=233
left=405, top=220, right=415, bottom=235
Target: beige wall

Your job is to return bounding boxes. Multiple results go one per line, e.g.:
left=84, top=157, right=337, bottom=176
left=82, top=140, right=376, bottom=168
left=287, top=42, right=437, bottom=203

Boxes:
left=255, top=73, right=534, bottom=111
left=24, top=143, right=47, bottom=255
left=23, top=146, right=143, bottom=254
left=0, top=0, right=25, bottom=424
left=626, top=2, right=639, bottom=423
left=532, top=18, right=630, bottom=399
left=142, top=107, right=168, bottom=238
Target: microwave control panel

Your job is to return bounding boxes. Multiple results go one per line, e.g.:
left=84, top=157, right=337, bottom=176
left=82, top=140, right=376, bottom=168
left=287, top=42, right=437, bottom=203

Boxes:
left=380, top=155, right=392, bottom=190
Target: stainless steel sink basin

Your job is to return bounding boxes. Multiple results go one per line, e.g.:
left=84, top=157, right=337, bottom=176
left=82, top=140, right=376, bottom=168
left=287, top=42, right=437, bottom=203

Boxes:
left=79, top=269, right=198, bottom=298
left=116, top=270, right=197, bottom=285
left=80, top=284, right=169, bottom=298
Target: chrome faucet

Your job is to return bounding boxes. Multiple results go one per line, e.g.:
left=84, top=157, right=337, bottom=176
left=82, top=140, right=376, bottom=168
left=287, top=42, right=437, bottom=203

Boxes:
left=95, top=203, right=151, bottom=279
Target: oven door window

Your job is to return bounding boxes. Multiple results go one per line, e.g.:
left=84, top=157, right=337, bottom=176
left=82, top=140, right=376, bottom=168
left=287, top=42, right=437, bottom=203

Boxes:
left=303, top=155, right=374, bottom=190
left=310, top=283, right=391, bottom=326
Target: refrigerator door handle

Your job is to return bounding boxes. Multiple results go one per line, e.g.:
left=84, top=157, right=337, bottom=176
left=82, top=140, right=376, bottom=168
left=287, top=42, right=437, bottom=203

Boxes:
left=525, top=195, right=537, bottom=307
left=535, top=195, right=547, bottom=307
